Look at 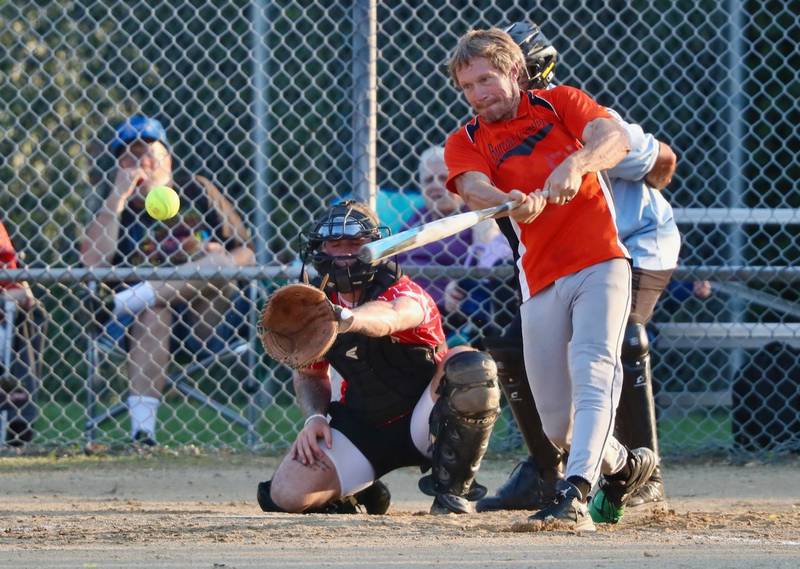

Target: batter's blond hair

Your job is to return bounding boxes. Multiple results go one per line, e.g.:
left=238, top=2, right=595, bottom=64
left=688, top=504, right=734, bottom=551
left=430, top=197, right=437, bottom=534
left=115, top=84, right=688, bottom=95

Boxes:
left=448, top=28, right=524, bottom=86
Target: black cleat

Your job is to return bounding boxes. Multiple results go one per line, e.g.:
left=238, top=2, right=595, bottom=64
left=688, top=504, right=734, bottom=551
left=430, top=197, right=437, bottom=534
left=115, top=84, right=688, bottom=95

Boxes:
left=322, top=480, right=392, bottom=515
left=352, top=480, right=392, bottom=514
left=476, top=456, right=562, bottom=512
left=589, top=447, right=659, bottom=523
left=627, top=465, right=666, bottom=507
left=528, top=479, right=595, bottom=532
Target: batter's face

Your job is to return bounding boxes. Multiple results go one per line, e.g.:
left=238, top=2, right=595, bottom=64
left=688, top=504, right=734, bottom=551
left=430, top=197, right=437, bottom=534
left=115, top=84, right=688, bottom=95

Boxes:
left=456, top=57, right=521, bottom=123
left=419, top=154, right=462, bottom=217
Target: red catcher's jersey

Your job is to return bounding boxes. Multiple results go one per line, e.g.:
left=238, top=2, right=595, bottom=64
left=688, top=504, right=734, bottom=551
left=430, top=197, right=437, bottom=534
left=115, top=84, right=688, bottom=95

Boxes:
left=445, top=86, right=628, bottom=299
left=310, top=275, right=447, bottom=378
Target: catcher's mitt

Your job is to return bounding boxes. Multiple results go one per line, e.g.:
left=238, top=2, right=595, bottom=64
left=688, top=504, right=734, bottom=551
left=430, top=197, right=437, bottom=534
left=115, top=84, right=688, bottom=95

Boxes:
left=259, top=283, right=339, bottom=368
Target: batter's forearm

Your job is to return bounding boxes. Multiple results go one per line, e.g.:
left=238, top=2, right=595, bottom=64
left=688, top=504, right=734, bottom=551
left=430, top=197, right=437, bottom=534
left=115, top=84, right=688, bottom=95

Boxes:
left=293, top=372, right=332, bottom=417
left=570, top=118, right=630, bottom=175
left=455, top=172, right=512, bottom=211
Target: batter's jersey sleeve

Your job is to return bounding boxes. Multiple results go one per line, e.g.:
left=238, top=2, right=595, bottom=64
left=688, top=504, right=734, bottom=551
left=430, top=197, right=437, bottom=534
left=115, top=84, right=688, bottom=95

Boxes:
left=605, top=108, right=659, bottom=182
left=535, top=85, right=612, bottom=141
left=444, top=122, right=492, bottom=194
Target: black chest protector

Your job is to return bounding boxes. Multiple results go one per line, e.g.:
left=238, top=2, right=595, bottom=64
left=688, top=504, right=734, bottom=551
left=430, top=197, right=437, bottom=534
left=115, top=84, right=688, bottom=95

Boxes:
left=325, top=264, right=440, bottom=425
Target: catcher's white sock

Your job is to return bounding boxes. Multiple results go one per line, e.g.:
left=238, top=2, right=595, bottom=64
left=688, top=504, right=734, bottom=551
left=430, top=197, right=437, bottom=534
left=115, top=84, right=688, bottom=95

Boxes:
left=128, top=395, right=160, bottom=439
left=113, top=282, right=157, bottom=317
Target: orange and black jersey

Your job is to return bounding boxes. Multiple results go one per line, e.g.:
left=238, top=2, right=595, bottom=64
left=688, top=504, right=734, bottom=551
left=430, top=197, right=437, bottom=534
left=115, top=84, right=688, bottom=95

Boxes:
left=445, top=85, right=628, bottom=299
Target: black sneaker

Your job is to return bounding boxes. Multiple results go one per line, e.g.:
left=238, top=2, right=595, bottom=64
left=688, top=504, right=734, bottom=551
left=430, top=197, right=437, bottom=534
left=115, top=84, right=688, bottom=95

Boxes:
left=589, top=447, right=659, bottom=523
left=528, top=479, right=595, bottom=532
left=132, top=430, right=157, bottom=447
left=352, top=480, right=392, bottom=514
left=323, top=480, right=392, bottom=515
left=627, top=466, right=666, bottom=507
left=476, top=456, right=563, bottom=512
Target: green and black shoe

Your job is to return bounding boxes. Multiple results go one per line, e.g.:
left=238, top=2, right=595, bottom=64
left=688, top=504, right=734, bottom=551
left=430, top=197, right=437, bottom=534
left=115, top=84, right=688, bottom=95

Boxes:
left=589, top=447, right=658, bottom=524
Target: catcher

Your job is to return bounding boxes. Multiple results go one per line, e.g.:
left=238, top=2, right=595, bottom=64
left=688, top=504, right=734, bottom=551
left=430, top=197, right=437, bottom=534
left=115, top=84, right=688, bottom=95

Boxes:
left=257, top=201, right=501, bottom=515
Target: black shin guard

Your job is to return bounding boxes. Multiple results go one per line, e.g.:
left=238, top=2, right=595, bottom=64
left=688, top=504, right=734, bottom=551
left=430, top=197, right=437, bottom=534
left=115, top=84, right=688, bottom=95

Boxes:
left=616, top=322, right=659, bottom=455
left=483, top=338, right=563, bottom=469
left=426, top=351, right=500, bottom=513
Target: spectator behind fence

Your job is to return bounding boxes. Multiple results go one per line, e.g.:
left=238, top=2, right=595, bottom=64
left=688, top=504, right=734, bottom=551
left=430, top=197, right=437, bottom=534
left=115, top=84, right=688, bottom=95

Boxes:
left=442, top=220, right=514, bottom=346
left=80, top=115, right=254, bottom=446
left=396, top=146, right=503, bottom=344
left=1, top=219, right=41, bottom=446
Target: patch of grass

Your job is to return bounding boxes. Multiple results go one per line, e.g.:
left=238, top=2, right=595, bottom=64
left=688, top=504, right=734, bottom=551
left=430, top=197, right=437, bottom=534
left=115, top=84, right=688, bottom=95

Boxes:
left=659, top=409, right=732, bottom=457
left=30, top=398, right=301, bottom=451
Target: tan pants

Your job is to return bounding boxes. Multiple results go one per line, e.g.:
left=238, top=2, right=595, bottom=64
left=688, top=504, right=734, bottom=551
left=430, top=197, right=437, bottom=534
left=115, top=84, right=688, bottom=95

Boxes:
left=520, top=258, right=631, bottom=485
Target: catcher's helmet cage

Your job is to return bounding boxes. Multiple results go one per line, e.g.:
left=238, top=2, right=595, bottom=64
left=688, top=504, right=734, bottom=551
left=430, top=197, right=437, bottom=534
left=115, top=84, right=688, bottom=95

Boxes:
left=504, top=21, right=558, bottom=90
left=300, top=200, right=391, bottom=295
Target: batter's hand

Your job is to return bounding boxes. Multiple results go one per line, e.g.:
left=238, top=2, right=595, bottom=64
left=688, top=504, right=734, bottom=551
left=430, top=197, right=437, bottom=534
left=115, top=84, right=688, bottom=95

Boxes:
left=542, top=157, right=582, bottom=205
left=508, top=189, right=548, bottom=224
left=291, top=415, right=332, bottom=466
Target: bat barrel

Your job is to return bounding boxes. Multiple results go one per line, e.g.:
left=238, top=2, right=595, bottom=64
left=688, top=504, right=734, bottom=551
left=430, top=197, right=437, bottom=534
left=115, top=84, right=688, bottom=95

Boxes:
left=357, top=201, right=519, bottom=265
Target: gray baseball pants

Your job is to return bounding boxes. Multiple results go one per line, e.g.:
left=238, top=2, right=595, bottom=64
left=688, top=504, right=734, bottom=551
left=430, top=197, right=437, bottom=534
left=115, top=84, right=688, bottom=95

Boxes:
left=520, top=258, right=631, bottom=485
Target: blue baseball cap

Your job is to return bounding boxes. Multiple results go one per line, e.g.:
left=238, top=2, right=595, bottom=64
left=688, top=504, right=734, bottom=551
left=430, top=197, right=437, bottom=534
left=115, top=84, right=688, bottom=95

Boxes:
left=110, top=115, right=169, bottom=156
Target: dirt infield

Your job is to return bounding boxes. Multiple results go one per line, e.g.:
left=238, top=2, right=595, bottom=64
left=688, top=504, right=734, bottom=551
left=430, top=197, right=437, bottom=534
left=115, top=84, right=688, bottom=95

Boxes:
left=1, top=453, right=798, bottom=568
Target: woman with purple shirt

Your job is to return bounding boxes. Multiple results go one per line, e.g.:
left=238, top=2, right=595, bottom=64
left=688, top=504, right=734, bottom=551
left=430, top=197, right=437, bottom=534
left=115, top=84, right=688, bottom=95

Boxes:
left=398, top=147, right=512, bottom=344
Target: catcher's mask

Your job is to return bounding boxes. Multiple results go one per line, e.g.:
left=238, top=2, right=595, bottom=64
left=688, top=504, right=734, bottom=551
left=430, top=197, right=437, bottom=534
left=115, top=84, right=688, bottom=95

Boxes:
left=300, top=200, right=391, bottom=295
left=504, top=21, right=558, bottom=90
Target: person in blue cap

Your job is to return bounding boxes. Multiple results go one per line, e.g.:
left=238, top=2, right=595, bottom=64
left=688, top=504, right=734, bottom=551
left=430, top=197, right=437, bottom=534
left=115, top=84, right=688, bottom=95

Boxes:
left=80, top=115, right=254, bottom=446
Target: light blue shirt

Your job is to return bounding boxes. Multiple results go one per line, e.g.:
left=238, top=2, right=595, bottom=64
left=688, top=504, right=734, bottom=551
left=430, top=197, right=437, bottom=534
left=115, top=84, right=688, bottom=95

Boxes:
left=606, top=109, right=681, bottom=270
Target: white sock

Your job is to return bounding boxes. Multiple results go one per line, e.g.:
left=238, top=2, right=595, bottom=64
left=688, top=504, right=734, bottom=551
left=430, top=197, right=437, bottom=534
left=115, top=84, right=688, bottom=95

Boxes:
left=127, top=394, right=160, bottom=439
left=113, top=282, right=157, bottom=317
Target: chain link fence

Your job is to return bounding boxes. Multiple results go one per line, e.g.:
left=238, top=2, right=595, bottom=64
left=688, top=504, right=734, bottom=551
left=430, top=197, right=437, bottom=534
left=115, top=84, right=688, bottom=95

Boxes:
left=1, top=0, right=797, bottom=457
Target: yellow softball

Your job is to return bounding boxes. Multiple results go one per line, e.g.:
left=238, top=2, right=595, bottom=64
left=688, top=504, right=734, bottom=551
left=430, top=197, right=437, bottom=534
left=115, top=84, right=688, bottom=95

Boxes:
left=145, top=186, right=180, bottom=220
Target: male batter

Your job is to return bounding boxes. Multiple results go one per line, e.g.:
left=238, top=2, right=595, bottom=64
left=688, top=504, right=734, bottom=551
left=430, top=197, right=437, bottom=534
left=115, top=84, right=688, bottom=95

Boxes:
left=477, top=21, right=680, bottom=518
left=444, top=28, right=657, bottom=531
left=256, top=201, right=500, bottom=515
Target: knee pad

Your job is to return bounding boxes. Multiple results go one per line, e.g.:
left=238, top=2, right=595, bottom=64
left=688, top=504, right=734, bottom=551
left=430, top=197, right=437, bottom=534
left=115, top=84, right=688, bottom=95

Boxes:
left=440, top=350, right=501, bottom=416
left=621, top=322, right=649, bottom=363
left=427, top=350, right=500, bottom=499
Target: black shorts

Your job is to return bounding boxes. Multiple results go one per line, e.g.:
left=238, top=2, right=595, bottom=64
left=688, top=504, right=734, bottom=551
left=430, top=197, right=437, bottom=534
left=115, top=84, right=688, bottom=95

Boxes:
left=328, top=401, right=431, bottom=478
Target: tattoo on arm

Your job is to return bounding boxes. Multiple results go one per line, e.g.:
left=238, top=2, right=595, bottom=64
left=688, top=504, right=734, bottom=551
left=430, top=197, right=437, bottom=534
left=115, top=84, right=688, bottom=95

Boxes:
left=293, top=370, right=332, bottom=418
